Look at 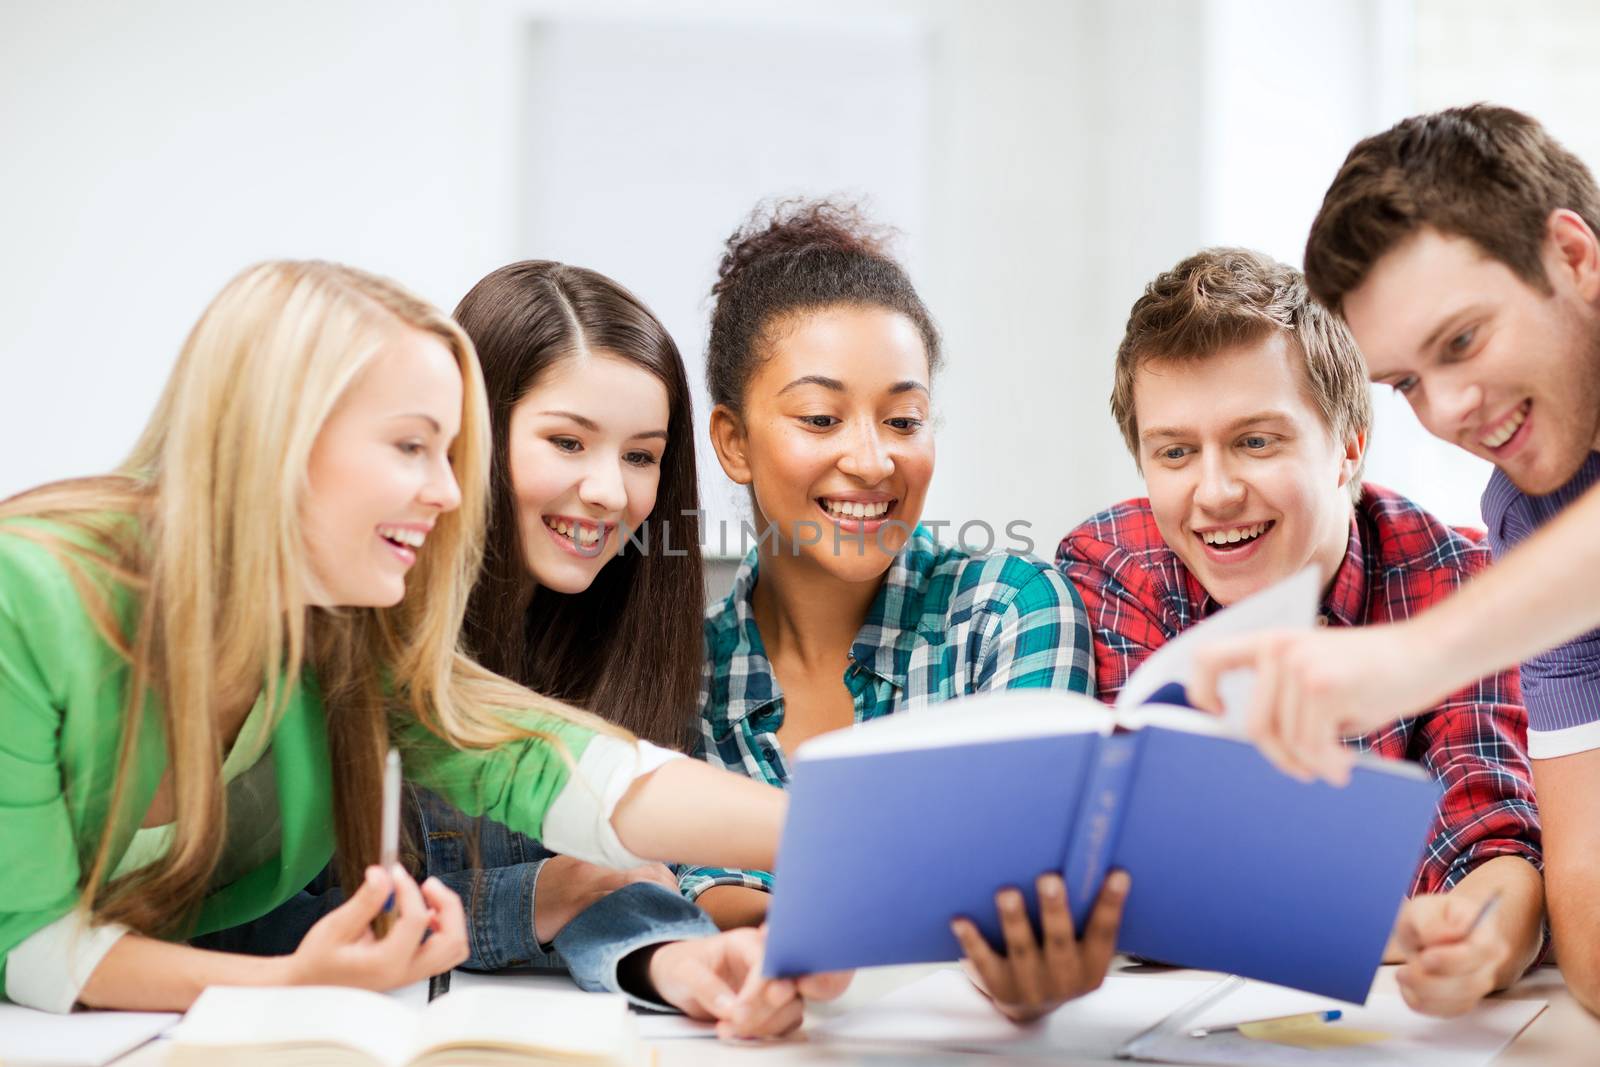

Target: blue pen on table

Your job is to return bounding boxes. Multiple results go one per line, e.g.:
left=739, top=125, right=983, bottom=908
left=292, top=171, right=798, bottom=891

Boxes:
left=1189, top=1009, right=1342, bottom=1039
left=380, top=746, right=401, bottom=912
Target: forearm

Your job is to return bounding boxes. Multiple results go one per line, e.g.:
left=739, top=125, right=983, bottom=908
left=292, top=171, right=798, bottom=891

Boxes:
left=1409, top=480, right=1600, bottom=697
left=1449, top=855, right=1546, bottom=989
left=78, top=932, right=294, bottom=1012
left=696, top=886, right=771, bottom=930
left=612, top=759, right=785, bottom=871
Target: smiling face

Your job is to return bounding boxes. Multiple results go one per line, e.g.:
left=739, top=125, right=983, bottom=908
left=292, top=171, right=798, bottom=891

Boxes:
left=1343, top=223, right=1600, bottom=495
left=303, top=326, right=464, bottom=607
left=506, top=351, right=669, bottom=594
left=711, top=305, right=934, bottom=584
left=1135, top=333, right=1362, bottom=606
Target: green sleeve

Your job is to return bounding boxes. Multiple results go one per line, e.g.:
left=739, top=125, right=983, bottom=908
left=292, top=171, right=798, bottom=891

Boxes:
left=394, top=709, right=599, bottom=845
left=0, top=531, right=111, bottom=993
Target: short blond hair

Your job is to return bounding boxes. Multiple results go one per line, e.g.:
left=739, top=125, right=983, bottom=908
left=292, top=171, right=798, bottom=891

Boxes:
left=1111, top=248, right=1371, bottom=500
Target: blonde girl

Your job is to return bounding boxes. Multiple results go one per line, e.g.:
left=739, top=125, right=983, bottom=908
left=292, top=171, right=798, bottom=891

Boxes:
left=0, top=261, right=784, bottom=1019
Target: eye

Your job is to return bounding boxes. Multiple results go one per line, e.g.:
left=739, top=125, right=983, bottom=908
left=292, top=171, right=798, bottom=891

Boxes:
left=550, top=436, right=582, bottom=454
left=1157, top=445, right=1189, bottom=462
left=396, top=439, right=425, bottom=457
left=799, top=415, right=839, bottom=430
left=623, top=450, right=658, bottom=468
left=1241, top=435, right=1270, bottom=450
left=1391, top=375, right=1419, bottom=396
left=885, top=417, right=923, bottom=432
left=1447, top=326, right=1476, bottom=354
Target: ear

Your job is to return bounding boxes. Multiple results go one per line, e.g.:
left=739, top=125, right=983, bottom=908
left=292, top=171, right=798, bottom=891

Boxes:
left=708, top=404, right=753, bottom=486
left=1336, top=428, right=1367, bottom=491
left=1546, top=208, right=1600, bottom=302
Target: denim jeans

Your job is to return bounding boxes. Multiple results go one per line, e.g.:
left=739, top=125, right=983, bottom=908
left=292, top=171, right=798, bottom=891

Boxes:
left=193, top=784, right=717, bottom=1009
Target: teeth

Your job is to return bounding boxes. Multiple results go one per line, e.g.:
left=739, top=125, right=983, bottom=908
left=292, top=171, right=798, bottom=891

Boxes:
left=544, top=517, right=604, bottom=547
left=822, top=499, right=890, bottom=519
left=378, top=526, right=426, bottom=548
left=1200, top=522, right=1268, bottom=546
left=1481, top=402, right=1528, bottom=449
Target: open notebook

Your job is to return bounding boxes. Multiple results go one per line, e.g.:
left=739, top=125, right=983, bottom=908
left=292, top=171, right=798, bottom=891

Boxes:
left=763, top=568, right=1443, bottom=1002
left=168, top=986, right=646, bottom=1067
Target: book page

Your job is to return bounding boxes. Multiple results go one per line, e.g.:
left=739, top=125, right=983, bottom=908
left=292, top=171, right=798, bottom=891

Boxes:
left=795, top=689, right=1109, bottom=760
left=171, top=986, right=417, bottom=1066
left=416, top=987, right=638, bottom=1061
left=1115, top=565, right=1321, bottom=719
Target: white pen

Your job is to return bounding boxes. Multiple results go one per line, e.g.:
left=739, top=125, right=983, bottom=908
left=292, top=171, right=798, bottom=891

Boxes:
left=381, top=746, right=402, bottom=874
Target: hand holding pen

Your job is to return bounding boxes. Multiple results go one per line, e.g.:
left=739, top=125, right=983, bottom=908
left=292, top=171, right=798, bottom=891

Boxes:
left=281, top=747, right=470, bottom=992
left=1391, top=891, right=1506, bottom=1017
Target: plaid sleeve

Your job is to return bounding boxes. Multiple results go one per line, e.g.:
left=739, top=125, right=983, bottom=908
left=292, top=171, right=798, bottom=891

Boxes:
left=1056, top=532, right=1172, bottom=703
left=971, top=562, right=1093, bottom=694
left=1403, top=667, right=1543, bottom=895
left=677, top=865, right=774, bottom=902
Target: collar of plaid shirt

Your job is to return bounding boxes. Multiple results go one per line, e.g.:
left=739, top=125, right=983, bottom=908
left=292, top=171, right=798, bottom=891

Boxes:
left=705, top=525, right=948, bottom=728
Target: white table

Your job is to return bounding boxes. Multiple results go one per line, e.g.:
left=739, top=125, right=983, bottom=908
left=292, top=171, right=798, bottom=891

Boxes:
left=109, top=959, right=1599, bottom=1066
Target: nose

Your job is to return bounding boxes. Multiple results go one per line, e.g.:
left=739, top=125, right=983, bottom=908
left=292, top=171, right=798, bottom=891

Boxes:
left=1193, top=451, right=1246, bottom=515
left=1421, top=373, right=1484, bottom=440
left=419, top=454, right=462, bottom=513
left=836, top=421, right=896, bottom=484
left=577, top=457, right=628, bottom=514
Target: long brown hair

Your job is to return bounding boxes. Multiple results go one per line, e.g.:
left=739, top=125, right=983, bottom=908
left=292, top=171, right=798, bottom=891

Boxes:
left=1, top=260, right=611, bottom=937
left=455, top=262, right=704, bottom=750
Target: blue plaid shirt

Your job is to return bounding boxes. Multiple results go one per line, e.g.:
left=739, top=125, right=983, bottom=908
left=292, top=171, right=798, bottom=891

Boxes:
left=681, top=525, right=1094, bottom=901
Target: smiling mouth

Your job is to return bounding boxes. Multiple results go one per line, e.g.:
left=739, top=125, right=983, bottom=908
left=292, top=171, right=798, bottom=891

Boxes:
left=1195, top=520, right=1275, bottom=552
left=1479, top=399, right=1531, bottom=452
left=816, top=497, right=899, bottom=524
left=542, top=515, right=611, bottom=555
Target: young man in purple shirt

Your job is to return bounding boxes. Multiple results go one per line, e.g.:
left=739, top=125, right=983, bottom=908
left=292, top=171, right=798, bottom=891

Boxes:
left=1188, top=105, right=1600, bottom=1013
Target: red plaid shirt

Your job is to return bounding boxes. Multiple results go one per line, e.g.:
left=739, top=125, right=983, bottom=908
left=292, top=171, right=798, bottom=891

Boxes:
left=1056, top=484, right=1541, bottom=896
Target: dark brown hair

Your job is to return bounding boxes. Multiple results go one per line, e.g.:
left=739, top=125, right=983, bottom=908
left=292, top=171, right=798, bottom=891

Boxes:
left=1112, top=248, right=1371, bottom=501
left=1304, top=103, right=1600, bottom=311
left=707, top=199, right=941, bottom=412
left=455, top=262, right=703, bottom=750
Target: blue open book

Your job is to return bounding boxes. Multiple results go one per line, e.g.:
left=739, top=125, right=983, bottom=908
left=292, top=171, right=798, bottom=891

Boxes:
left=762, top=570, right=1441, bottom=1003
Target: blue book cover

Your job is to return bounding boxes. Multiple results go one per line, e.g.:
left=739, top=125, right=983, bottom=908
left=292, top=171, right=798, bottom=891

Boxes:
left=762, top=699, right=1109, bottom=976
left=761, top=697, right=1441, bottom=1003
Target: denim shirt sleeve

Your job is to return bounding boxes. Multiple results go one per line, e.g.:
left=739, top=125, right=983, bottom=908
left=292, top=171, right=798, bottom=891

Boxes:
left=554, top=881, right=719, bottom=1011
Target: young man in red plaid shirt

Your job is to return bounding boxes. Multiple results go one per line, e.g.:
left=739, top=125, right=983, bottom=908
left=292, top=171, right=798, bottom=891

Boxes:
left=1056, top=248, right=1544, bottom=1017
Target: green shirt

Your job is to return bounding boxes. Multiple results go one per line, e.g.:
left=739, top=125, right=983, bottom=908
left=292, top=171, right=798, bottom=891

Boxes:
left=0, top=516, right=597, bottom=993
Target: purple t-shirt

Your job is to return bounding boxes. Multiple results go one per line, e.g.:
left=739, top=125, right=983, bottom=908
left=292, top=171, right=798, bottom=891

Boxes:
left=1482, top=451, right=1600, bottom=757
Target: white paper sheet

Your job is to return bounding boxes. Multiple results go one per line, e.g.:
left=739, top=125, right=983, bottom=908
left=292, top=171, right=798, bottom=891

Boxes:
left=0, top=1003, right=178, bottom=1067
left=816, top=968, right=1546, bottom=1066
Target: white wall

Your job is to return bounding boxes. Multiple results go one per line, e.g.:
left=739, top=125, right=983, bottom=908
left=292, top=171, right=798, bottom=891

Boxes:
left=3, top=0, right=1467, bottom=553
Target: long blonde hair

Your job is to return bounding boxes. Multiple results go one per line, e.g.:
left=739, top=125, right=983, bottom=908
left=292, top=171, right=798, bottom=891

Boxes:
left=1, top=260, right=614, bottom=936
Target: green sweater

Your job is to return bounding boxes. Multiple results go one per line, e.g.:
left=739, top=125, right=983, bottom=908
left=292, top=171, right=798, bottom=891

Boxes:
left=0, top=517, right=598, bottom=992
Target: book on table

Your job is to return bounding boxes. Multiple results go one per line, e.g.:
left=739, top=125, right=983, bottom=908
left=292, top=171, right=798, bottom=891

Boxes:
left=167, top=985, right=647, bottom=1067
left=761, top=568, right=1443, bottom=1003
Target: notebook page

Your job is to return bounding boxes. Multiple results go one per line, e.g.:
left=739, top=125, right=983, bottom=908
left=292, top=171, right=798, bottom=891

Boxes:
left=0, top=1003, right=178, bottom=1067
left=171, top=986, right=417, bottom=1066
left=1135, top=981, right=1547, bottom=1066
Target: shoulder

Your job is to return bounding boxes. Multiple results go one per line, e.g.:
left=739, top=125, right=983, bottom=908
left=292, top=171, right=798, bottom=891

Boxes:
left=1056, top=499, right=1189, bottom=613
left=933, top=541, right=1082, bottom=626
left=1358, top=484, right=1488, bottom=578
